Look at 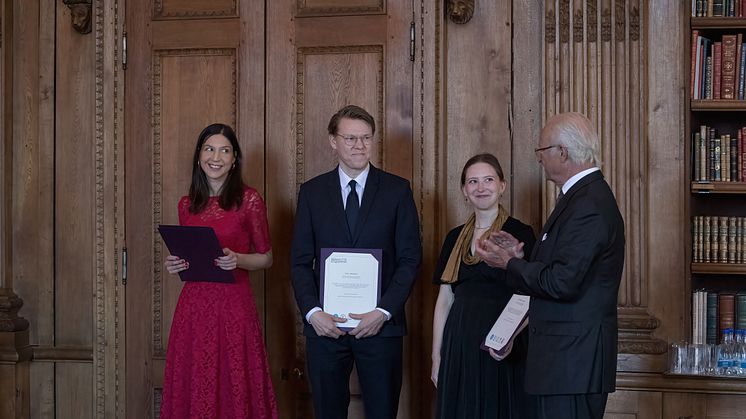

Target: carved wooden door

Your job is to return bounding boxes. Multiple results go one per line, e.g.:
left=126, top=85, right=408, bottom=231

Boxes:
left=124, top=0, right=414, bottom=417
left=123, top=1, right=266, bottom=418
left=264, top=1, right=415, bottom=417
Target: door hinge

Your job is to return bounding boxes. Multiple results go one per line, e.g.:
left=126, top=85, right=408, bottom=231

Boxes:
left=122, top=29, right=128, bottom=70
left=409, top=21, right=415, bottom=62
left=121, top=247, right=128, bottom=285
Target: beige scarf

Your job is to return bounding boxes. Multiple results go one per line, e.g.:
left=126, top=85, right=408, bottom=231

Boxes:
left=440, top=205, right=509, bottom=283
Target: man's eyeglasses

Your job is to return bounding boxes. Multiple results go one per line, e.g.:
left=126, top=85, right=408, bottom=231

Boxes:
left=336, top=134, right=373, bottom=146
left=534, top=144, right=561, bottom=157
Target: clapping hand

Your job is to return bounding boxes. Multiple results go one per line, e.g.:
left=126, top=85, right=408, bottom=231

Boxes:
left=474, top=231, right=524, bottom=269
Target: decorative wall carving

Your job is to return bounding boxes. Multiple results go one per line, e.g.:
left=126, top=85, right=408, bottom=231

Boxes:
left=543, top=0, right=664, bottom=355
left=296, top=1, right=384, bottom=17
left=446, top=0, right=474, bottom=24
left=587, top=0, right=597, bottom=42
left=62, top=0, right=92, bottom=34
left=0, top=290, right=28, bottom=332
left=154, top=0, right=237, bottom=19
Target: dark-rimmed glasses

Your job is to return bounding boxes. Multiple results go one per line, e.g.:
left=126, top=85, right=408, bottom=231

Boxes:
left=534, top=144, right=561, bottom=158
left=336, top=134, right=373, bottom=147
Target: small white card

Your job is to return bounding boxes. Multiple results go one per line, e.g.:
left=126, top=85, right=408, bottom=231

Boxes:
left=483, top=294, right=530, bottom=356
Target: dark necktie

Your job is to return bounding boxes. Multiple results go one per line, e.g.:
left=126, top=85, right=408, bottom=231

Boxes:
left=346, top=180, right=360, bottom=234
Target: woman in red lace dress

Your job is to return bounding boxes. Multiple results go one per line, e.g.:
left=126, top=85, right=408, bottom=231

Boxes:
left=161, top=123, right=278, bottom=418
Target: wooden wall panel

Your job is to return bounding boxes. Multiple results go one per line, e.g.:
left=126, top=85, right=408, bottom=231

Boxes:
left=29, top=362, right=54, bottom=419
left=542, top=0, right=668, bottom=364
left=443, top=0, right=512, bottom=229
left=55, top=0, right=95, bottom=347
left=56, top=363, right=93, bottom=419
left=153, top=49, right=238, bottom=354
left=12, top=0, right=54, bottom=346
left=605, top=389, right=662, bottom=419
left=296, top=47, right=383, bottom=182
left=644, top=0, right=688, bottom=349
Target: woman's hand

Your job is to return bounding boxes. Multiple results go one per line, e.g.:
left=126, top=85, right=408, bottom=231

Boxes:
left=215, top=248, right=238, bottom=270
left=431, top=356, right=440, bottom=387
left=164, top=255, right=188, bottom=274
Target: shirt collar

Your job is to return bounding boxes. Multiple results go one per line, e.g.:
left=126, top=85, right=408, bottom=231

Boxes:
left=561, top=167, right=600, bottom=194
left=338, top=164, right=370, bottom=190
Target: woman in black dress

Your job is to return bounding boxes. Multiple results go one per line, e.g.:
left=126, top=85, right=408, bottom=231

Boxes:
left=431, top=153, right=536, bottom=419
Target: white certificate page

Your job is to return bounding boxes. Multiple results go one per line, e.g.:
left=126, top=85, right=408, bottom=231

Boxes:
left=484, top=294, right=530, bottom=351
left=322, top=251, right=380, bottom=329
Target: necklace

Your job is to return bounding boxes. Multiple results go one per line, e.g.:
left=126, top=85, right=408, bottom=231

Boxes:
left=475, top=225, right=491, bottom=229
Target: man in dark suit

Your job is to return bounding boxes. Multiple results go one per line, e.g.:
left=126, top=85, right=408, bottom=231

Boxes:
left=290, top=105, right=422, bottom=419
left=476, top=112, right=625, bottom=419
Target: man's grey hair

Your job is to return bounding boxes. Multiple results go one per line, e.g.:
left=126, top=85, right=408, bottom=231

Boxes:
left=553, top=113, right=601, bottom=167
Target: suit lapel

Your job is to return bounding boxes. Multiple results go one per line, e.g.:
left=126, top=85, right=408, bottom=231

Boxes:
left=325, top=168, right=352, bottom=242
left=532, top=171, right=604, bottom=259
left=352, top=165, right=380, bottom=244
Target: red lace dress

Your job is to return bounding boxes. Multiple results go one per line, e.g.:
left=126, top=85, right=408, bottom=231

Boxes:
left=160, top=186, right=278, bottom=419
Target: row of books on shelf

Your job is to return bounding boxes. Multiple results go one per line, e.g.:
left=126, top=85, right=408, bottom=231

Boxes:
left=692, top=290, right=746, bottom=344
left=692, top=125, right=746, bottom=182
left=690, top=32, right=746, bottom=100
left=692, top=0, right=746, bottom=17
left=692, top=216, right=746, bottom=263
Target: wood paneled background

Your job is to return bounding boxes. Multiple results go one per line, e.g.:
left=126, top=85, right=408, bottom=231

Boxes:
left=2, top=0, right=745, bottom=418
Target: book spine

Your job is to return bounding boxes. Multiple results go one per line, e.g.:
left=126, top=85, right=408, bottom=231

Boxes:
left=737, top=293, right=746, bottom=331
left=714, top=42, right=723, bottom=99
left=704, top=216, right=712, bottom=263
left=694, top=216, right=702, bottom=262
left=706, top=55, right=714, bottom=99
left=722, top=34, right=738, bottom=99
left=729, top=216, right=737, bottom=263
left=718, top=217, right=728, bottom=263
left=739, top=127, right=746, bottom=182
left=718, top=293, right=736, bottom=342
left=714, top=136, right=722, bottom=181
left=731, top=136, right=738, bottom=181
left=692, top=31, right=699, bottom=98
left=694, top=132, right=702, bottom=181
left=723, top=135, right=731, bottom=182
left=738, top=42, right=746, bottom=100
left=707, top=291, right=719, bottom=344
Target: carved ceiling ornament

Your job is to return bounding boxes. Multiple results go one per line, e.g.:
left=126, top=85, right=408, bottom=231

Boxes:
left=559, top=0, right=570, bottom=43
left=545, top=6, right=556, bottom=44
left=573, top=7, right=584, bottom=43
left=601, top=7, right=612, bottom=42
left=587, top=0, right=597, bottom=42
left=630, top=5, right=640, bottom=41
left=446, top=0, right=475, bottom=24
left=63, top=0, right=92, bottom=34
left=615, top=0, right=626, bottom=42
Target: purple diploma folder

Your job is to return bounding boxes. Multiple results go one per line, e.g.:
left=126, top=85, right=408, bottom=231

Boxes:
left=157, top=225, right=234, bottom=283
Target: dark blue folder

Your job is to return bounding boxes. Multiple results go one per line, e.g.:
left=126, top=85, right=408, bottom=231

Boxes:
left=157, top=225, right=234, bottom=283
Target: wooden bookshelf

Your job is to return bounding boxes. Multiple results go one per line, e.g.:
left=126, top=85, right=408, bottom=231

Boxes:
left=692, top=17, right=746, bottom=29
left=691, top=99, right=746, bottom=110
left=691, top=181, right=746, bottom=193
left=691, top=262, right=746, bottom=274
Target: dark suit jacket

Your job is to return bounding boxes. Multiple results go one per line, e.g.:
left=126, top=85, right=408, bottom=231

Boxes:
left=290, top=164, right=422, bottom=337
left=505, top=170, right=624, bottom=395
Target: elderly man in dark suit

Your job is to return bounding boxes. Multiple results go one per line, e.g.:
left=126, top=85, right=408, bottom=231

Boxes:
left=290, top=105, right=422, bottom=419
left=476, top=112, right=625, bottom=419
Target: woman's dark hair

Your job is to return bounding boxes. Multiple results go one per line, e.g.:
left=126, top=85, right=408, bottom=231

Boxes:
left=327, top=105, right=376, bottom=136
left=460, top=153, right=505, bottom=186
left=189, top=123, right=244, bottom=213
